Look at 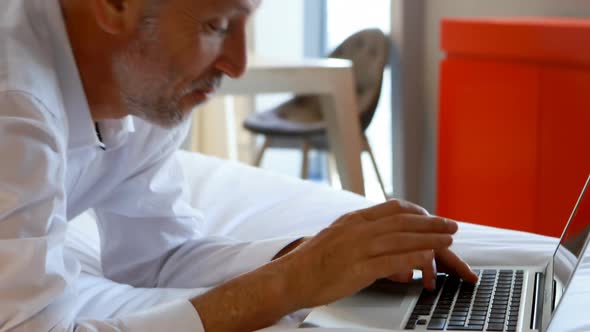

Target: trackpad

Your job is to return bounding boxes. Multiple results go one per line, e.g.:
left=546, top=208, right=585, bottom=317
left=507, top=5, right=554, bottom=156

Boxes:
left=302, top=280, right=422, bottom=329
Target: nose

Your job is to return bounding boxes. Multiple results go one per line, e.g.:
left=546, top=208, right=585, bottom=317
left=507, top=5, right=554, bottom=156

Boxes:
left=214, top=25, right=248, bottom=79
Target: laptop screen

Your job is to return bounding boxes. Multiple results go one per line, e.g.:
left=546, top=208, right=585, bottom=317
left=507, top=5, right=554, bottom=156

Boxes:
left=552, top=176, right=590, bottom=308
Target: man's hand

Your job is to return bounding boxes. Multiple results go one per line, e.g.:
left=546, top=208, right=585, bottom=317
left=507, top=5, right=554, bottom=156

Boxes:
left=191, top=199, right=477, bottom=331
left=274, top=200, right=477, bottom=309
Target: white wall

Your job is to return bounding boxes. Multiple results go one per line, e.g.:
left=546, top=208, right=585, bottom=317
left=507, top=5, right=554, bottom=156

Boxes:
left=254, top=0, right=305, bottom=58
left=405, top=0, right=590, bottom=211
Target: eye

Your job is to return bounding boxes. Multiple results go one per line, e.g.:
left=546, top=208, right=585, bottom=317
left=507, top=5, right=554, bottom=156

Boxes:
left=204, top=20, right=229, bottom=35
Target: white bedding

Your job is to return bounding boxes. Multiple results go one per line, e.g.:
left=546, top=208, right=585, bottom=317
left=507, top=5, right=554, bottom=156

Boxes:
left=66, top=151, right=590, bottom=331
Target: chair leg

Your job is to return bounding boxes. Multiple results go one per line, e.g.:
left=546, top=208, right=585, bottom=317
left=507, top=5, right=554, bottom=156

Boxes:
left=301, top=139, right=311, bottom=179
left=364, top=136, right=389, bottom=199
left=325, top=151, right=341, bottom=189
left=254, top=137, right=272, bottom=167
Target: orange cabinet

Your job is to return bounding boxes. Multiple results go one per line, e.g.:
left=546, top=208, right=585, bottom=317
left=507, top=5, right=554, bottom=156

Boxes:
left=437, top=18, right=590, bottom=237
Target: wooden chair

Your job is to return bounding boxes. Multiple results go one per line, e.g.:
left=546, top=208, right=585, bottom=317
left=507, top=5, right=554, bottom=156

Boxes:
left=243, top=29, right=390, bottom=197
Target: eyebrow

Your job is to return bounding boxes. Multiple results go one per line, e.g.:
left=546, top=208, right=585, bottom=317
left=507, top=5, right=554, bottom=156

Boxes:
left=236, top=4, right=252, bottom=14
left=230, top=3, right=253, bottom=16
left=202, top=0, right=257, bottom=19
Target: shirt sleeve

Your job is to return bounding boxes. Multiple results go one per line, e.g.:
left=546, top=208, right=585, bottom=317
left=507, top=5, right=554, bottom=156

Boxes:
left=0, top=91, right=205, bottom=332
left=92, top=122, right=298, bottom=289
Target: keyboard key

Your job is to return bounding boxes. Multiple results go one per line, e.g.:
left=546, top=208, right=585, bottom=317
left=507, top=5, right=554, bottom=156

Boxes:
left=471, top=310, right=488, bottom=316
left=448, top=326, right=484, bottom=331
left=489, top=312, right=507, bottom=318
left=426, top=318, right=447, bottom=330
left=418, top=294, right=439, bottom=305
left=494, top=294, right=510, bottom=298
left=449, top=319, right=466, bottom=325
left=405, top=321, right=416, bottom=329
left=487, top=324, right=505, bottom=331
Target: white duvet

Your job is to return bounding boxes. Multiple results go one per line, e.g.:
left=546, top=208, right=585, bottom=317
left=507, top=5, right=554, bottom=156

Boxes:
left=66, top=151, right=590, bottom=331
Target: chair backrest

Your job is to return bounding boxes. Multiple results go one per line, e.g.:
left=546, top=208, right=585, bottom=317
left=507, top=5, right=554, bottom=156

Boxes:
left=329, top=29, right=390, bottom=131
left=275, top=29, right=390, bottom=131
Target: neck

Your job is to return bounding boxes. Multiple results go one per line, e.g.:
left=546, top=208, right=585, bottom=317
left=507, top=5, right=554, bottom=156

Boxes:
left=59, top=0, right=127, bottom=121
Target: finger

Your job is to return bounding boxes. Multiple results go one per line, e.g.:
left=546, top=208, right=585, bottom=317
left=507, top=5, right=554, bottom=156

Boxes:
left=387, top=270, right=414, bottom=283
left=421, top=251, right=437, bottom=291
left=369, top=214, right=458, bottom=234
left=367, top=251, right=440, bottom=281
left=436, top=248, right=479, bottom=283
left=357, top=200, right=429, bottom=221
left=367, top=233, right=453, bottom=257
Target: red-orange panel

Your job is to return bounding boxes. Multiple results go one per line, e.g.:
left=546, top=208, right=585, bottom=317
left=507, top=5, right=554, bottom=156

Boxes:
left=536, top=67, right=590, bottom=237
left=437, top=58, right=540, bottom=233
left=442, top=17, right=590, bottom=67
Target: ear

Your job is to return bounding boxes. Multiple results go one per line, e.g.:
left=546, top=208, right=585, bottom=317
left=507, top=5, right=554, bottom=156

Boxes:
left=91, top=0, right=140, bottom=35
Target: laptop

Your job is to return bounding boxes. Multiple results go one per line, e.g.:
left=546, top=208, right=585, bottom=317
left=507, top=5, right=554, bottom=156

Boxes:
left=302, top=176, right=590, bottom=332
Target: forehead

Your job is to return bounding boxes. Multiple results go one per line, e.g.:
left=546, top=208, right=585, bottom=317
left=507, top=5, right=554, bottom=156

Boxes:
left=184, top=0, right=261, bottom=17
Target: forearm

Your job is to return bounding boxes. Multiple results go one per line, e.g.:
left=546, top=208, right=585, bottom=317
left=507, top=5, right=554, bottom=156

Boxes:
left=191, top=260, right=297, bottom=332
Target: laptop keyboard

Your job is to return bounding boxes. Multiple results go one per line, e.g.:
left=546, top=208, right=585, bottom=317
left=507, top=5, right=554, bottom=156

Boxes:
left=404, top=269, right=524, bottom=331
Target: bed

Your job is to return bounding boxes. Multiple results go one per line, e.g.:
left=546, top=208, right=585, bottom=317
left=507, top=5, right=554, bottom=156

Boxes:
left=65, top=151, right=590, bottom=331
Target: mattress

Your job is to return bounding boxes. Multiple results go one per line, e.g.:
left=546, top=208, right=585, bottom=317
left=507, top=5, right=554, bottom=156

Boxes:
left=66, top=151, right=590, bottom=331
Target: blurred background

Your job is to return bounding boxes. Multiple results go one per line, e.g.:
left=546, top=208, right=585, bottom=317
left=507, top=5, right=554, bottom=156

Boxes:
left=187, top=0, right=590, bottom=236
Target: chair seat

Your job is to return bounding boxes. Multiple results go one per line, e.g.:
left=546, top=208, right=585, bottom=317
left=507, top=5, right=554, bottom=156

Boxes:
left=243, top=96, right=327, bottom=137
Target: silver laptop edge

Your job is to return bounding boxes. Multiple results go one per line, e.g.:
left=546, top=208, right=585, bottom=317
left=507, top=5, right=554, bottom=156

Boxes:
left=542, top=176, right=590, bottom=331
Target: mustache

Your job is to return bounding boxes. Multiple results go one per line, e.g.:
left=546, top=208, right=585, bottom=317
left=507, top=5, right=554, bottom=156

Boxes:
left=180, top=75, right=223, bottom=96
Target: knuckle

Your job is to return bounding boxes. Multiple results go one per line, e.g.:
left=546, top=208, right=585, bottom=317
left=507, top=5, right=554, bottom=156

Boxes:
left=442, top=235, right=453, bottom=246
left=387, top=199, right=403, bottom=211
left=434, top=235, right=452, bottom=247
left=405, top=201, right=429, bottom=216
left=418, top=206, right=431, bottom=216
left=347, top=211, right=365, bottom=222
left=431, top=216, right=446, bottom=225
left=335, top=211, right=362, bottom=225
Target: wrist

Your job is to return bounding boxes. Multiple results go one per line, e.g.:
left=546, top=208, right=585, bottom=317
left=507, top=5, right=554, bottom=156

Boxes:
left=272, top=236, right=310, bottom=260
left=191, top=262, right=297, bottom=331
left=272, top=248, right=309, bottom=310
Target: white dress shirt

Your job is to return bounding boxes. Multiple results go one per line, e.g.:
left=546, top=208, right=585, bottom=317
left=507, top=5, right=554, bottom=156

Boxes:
left=0, top=0, right=297, bottom=330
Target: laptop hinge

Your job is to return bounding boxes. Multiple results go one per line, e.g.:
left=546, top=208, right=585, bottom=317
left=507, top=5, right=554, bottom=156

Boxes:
left=531, top=272, right=544, bottom=330
left=551, top=279, right=557, bottom=312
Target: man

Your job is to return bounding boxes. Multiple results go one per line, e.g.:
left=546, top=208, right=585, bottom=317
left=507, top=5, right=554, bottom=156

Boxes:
left=0, top=0, right=477, bottom=330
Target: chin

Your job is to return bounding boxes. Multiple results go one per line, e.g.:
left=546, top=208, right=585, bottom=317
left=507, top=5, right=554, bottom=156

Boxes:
left=139, top=111, right=188, bottom=129
left=130, top=99, right=201, bottom=129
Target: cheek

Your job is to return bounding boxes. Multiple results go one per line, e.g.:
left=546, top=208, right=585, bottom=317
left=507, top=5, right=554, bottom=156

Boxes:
left=173, top=37, right=224, bottom=76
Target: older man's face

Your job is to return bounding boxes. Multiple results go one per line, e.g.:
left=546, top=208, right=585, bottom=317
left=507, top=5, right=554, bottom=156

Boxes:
left=113, top=0, right=259, bottom=128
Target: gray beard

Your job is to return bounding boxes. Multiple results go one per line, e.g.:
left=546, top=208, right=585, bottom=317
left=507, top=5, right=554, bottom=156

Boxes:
left=111, top=14, right=187, bottom=129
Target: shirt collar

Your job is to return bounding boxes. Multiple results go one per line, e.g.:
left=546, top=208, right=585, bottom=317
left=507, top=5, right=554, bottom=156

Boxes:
left=96, top=116, right=136, bottom=150
left=43, top=0, right=135, bottom=151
